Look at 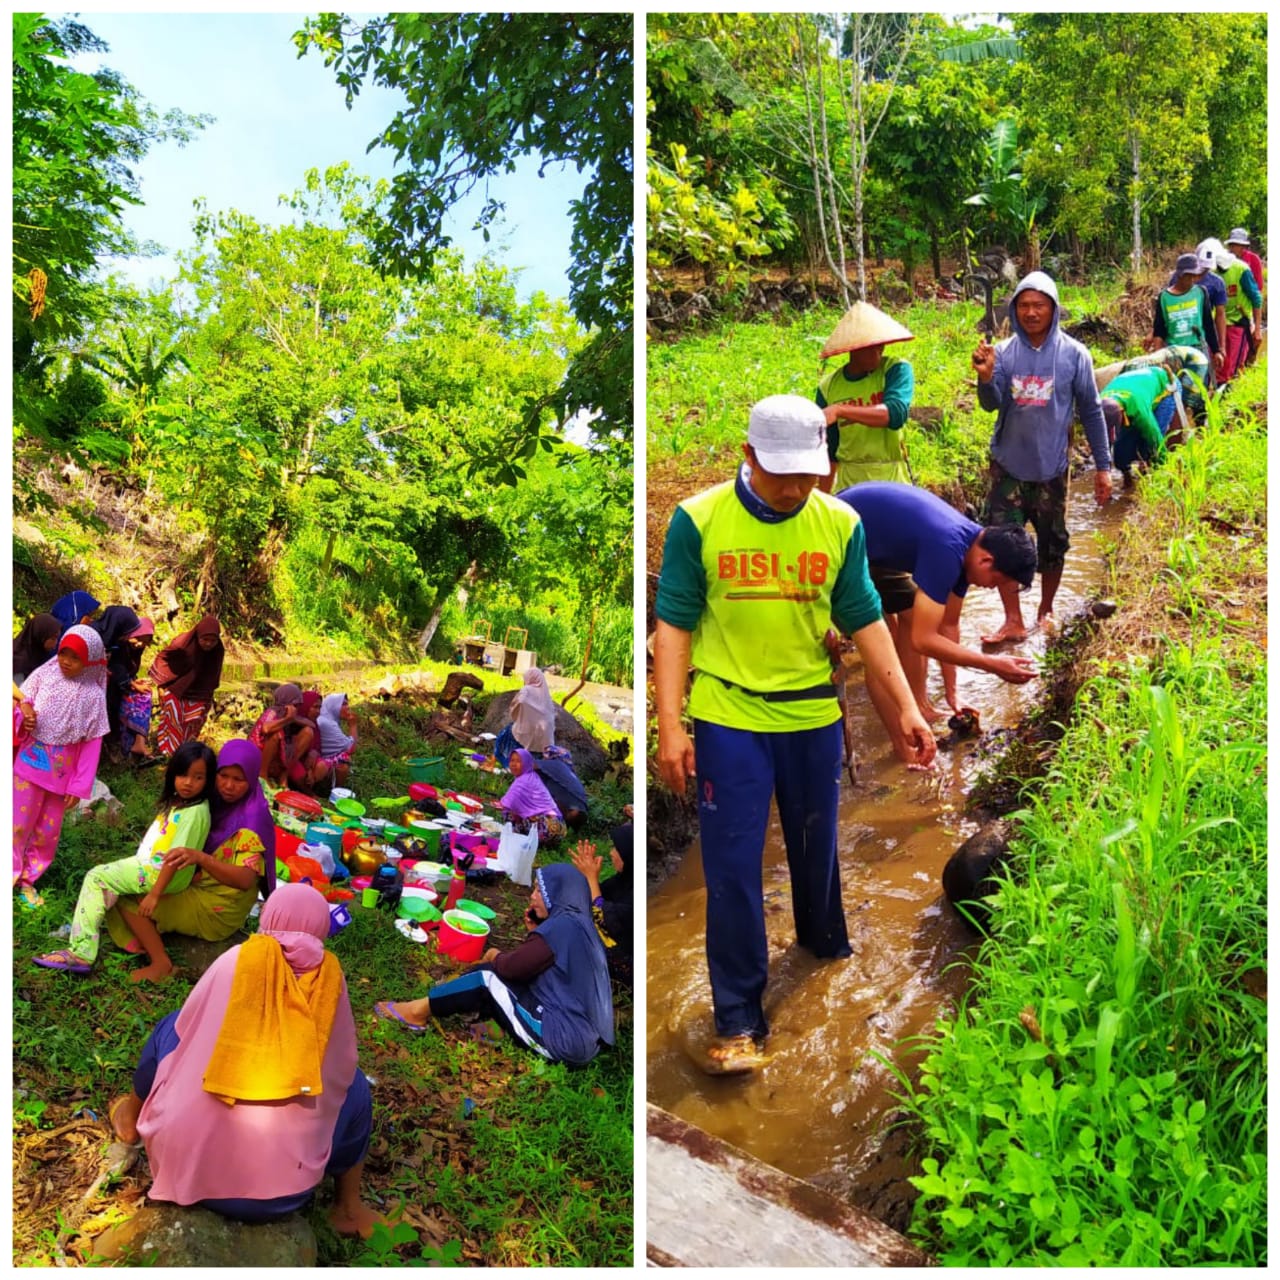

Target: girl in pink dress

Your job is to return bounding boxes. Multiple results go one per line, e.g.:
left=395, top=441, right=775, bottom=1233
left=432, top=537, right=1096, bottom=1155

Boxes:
left=13, top=625, right=110, bottom=907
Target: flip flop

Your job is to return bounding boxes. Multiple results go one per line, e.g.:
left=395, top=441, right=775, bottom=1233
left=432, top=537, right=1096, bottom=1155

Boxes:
left=701, top=1034, right=768, bottom=1077
left=32, top=949, right=91, bottom=975
left=373, top=1000, right=427, bottom=1034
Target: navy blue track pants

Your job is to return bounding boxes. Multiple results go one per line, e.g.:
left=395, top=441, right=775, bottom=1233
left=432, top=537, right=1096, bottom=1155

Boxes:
left=693, top=717, right=849, bottom=1039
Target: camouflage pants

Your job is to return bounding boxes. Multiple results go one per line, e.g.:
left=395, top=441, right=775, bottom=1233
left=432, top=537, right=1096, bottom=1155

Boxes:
left=981, top=461, right=1069, bottom=573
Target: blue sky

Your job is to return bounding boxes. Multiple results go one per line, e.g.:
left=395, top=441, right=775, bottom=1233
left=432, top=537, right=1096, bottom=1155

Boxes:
left=72, top=12, right=583, bottom=301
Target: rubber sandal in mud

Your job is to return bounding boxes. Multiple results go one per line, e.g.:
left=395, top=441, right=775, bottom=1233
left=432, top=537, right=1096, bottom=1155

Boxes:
left=701, top=1034, right=768, bottom=1077
left=16, top=885, right=46, bottom=910
left=373, top=1001, right=427, bottom=1034
left=32, top=949, right=91, bottom=975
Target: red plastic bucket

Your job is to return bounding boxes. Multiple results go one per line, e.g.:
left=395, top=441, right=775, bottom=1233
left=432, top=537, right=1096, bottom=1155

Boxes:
left=437, top=909, right=490, bottom=962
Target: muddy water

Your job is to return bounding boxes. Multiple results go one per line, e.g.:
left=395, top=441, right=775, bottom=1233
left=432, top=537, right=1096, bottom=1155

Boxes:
left=647, top=475, right=1130, bottom=1202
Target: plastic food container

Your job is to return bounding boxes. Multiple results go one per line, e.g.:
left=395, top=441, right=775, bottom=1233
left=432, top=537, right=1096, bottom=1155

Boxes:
left=276, top=790, right=324, bottom=821
left=408, top=782, right=439, bottom=803
left=455, top=898, right=496, bottom=921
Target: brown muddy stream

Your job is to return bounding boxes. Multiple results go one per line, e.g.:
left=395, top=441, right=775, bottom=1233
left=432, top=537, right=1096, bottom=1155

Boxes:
left=647, top=475, right=1130, bottom=1207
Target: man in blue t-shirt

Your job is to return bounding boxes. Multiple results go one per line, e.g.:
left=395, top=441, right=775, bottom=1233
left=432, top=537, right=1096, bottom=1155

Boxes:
left=837, top=482, right=1039, bottom=721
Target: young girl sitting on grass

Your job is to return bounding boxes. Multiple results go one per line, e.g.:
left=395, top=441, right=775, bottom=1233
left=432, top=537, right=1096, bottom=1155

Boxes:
left=13, top=625, right=111, bottom=909
left=310, top=692, right=357, bottom=792
left=32, top=741, right=218, bottom=978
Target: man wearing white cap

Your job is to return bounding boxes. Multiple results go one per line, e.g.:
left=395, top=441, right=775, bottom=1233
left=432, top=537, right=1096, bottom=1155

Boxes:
left=654, top=394, right=935, bottom=1074
left=1225, top=228, right=1264, bottom=367
left=1196, top=237, right=1261, bottom=382
left=814, top=301, right=916, bottom=492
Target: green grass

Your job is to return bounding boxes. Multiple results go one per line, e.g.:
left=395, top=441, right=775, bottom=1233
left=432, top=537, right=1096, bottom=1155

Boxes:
left=648, top=284, right=1149, bottom=499
left=892, top=381, right=1267, bottom=1266
left=13, top=693, right=633, bottom=1267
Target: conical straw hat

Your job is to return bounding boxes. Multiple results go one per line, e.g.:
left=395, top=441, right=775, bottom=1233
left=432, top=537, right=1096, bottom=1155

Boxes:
left=820, top=302, right=914, bottom=359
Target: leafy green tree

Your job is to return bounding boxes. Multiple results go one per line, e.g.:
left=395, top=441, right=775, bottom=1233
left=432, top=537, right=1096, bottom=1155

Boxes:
left=294, top=12, right=633, bottom=466
left=12, top=13, right=207, bottom=431
left=868, top=58, right=992, bottom=282
left=1013, top=13, right=1225, bottom=270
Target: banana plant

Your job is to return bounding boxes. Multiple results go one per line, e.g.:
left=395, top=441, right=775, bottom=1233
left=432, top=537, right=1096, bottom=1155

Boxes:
left=965, top=117, right=1047, bottom=269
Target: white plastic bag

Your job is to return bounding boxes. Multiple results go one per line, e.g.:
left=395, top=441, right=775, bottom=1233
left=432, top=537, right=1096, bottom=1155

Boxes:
left=299, top=841, right=336, bottom=878
left=493, top=822, right=539, bottom=886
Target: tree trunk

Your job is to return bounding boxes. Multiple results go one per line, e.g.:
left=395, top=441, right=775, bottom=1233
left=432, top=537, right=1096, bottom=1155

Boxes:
left=1129, top=129, right=1143, bottom=274
left=1025, top=225, right=1042, bottom=273
left=560, top=602, right=598, bottom=711
left=847, top=18, right=868, bottom=300
left=416, top=559, right=478, bottom=655
left=810, top=22, right=853, bottom=305
left=320, top=528, right=337, bottom=575
left=930, top=224, right=942, bottom=282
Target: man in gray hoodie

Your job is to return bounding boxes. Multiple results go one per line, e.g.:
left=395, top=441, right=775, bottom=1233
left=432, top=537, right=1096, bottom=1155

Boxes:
left=971, top=271, right=1112, bottom=641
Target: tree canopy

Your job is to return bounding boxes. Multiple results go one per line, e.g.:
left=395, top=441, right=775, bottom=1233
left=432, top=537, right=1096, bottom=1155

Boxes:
left=294, top=12, right=634, bottom=469
left=646, top=11, right=1268, bottom=289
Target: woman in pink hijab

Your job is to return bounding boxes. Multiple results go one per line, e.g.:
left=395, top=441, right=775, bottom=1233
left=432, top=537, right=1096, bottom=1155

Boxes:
left=107, top=884, right=381, bottom=1237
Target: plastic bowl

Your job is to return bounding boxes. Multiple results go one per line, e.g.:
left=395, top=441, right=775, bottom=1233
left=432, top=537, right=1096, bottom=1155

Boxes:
left=333, top=797, right=366, bottom=818
left=455, top=898, right=496, bottom=921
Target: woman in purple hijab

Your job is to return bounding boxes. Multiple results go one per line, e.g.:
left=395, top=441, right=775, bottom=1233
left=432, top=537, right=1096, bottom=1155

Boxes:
left=497, top=749, right=568, bottom=847
left=105, top=740, right=277, bottom=976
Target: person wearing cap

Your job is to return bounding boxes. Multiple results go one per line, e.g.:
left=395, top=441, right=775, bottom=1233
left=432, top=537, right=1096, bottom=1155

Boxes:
left=835, top=483, right=1039, bottom=724
left=971, top=271, right=1112, bottom=643
left=1225, top=228, right=1264, bottom=367
left=654, top=394, right=935, bottom=1074
left=1197, top=236, right=1262, bottom=382
left=814, top=301, right=915, bottom=493
left=1099, top=365, right=1180, bottom=487
left=1150, top=252, right=1220, bottom=375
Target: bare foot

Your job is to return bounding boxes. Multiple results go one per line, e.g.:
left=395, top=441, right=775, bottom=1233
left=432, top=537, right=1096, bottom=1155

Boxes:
left=981, top=621, right=1028, bottom=645
left=388, top=999, right=429, bottom=1027
left=917, top=701, right=947, bottom=724
left=329, top=1200, right=386, bottom=1239
left=1037, top=613, right=1059, bottom=634
left=129, top=958, right=174, bottom=984
left=109, top=1093, right=143, bottom=1144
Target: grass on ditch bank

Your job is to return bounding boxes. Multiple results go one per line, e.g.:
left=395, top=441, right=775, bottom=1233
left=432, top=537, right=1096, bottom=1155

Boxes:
left=13, top=692, right=634, bottom=1267
left=894, top=369, right=1267, bottom=1266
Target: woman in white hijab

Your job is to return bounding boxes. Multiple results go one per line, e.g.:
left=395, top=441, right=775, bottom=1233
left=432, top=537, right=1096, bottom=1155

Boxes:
left=497, top=667, right=556, bottom=766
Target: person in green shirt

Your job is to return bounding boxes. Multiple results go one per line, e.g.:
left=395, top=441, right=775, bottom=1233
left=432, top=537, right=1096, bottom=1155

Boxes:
left=654, top=394, right=935, bottom=1075
left=815, top=301, right=916, bottom=492
left=1100, top=365, right=1180, bottom=486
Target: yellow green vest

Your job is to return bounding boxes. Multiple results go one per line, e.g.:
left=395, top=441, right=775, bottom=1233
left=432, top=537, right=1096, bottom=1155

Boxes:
left=682, top=480, right=855, bottom=732
left=1221, top=262, right=1254, bottom=324
left=818, top=357, right=909, bottom=488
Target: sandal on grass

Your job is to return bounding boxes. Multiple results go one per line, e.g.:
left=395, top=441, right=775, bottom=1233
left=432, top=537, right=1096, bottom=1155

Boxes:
left=32, top=949, right=91, bottom=975
left=17, top=884, right=46, bottom=910
left=702, top=1034, right=768, bottom=1077
left=373, top=1001, right=427, bottom=1034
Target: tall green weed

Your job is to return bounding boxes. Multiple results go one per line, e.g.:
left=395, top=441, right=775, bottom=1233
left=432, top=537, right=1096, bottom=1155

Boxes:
left=901, top=649, right=1265, bottom=1265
